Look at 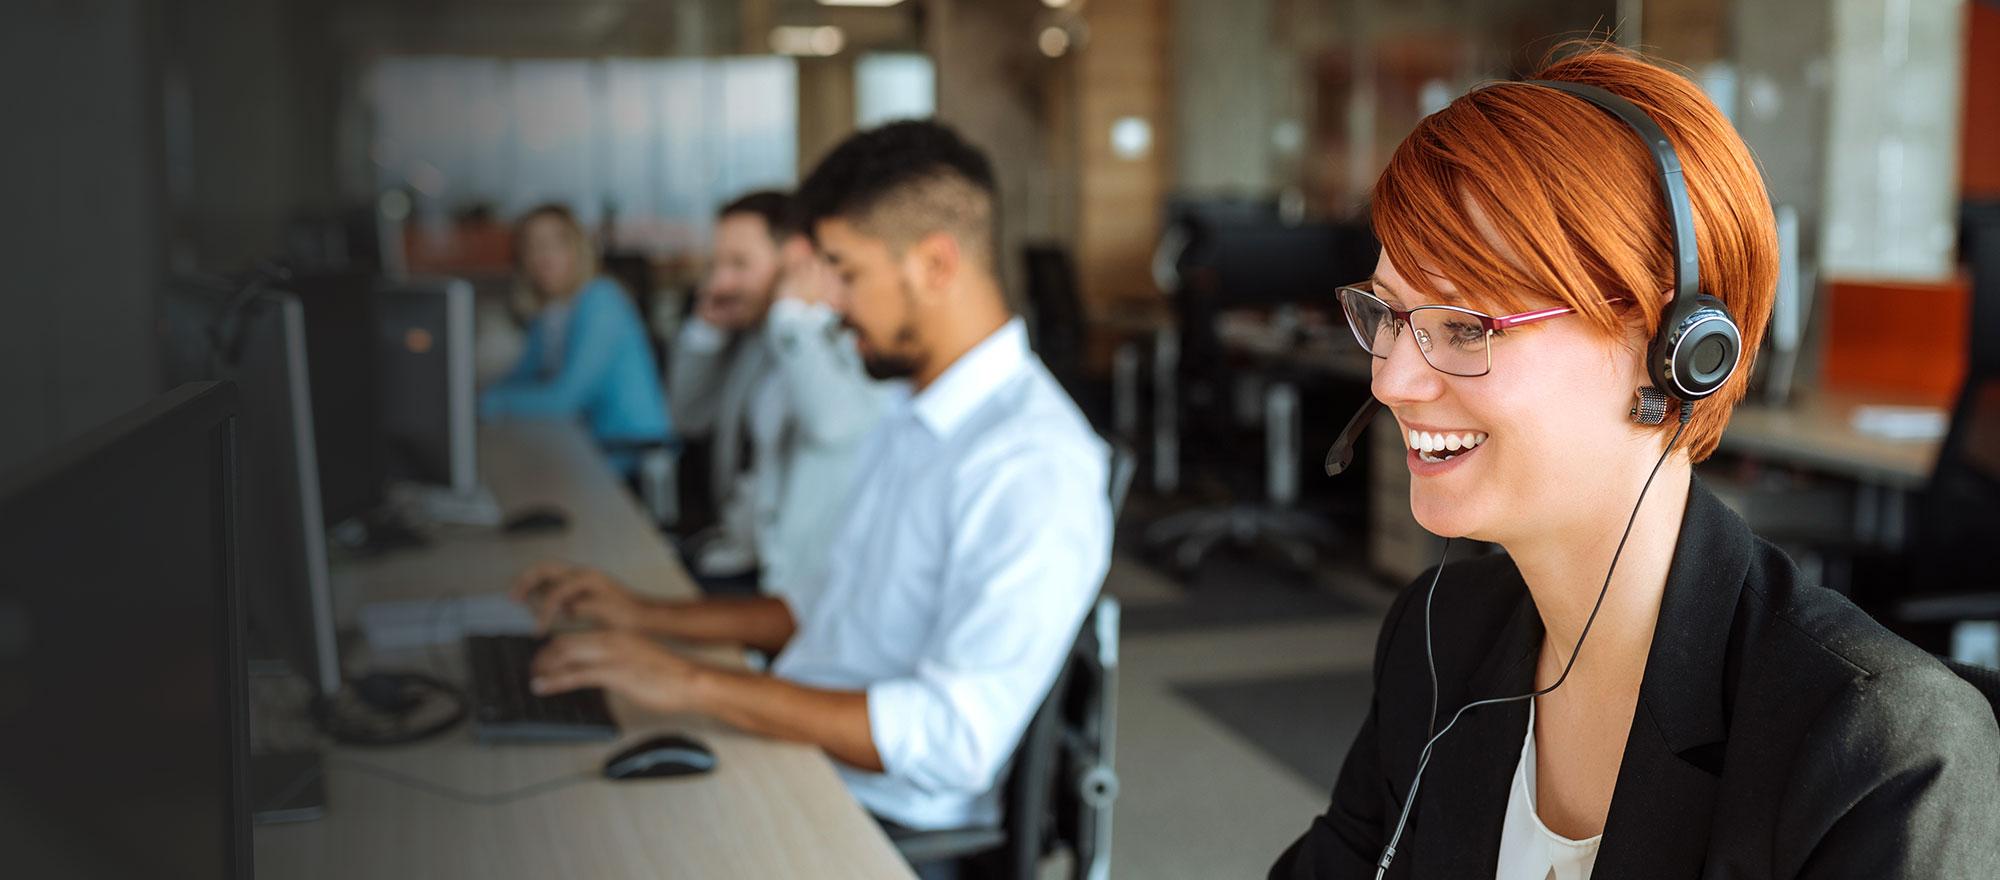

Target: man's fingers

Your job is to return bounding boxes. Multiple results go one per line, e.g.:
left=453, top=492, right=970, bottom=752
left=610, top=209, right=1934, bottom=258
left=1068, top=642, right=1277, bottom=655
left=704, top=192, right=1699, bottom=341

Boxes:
left=534, top=578, right=605, bottom=630
left=509, top=561, right=573, bottom=603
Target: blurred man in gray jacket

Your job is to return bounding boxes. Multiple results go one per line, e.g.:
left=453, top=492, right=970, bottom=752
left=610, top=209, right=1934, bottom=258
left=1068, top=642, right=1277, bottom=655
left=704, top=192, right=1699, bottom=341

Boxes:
left=669, top=191, right=891, bottom=603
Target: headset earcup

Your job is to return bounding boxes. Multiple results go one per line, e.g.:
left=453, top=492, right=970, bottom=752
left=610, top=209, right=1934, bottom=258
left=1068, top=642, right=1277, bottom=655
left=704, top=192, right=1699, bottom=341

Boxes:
left=1650, top=294, right=1740, bottom=402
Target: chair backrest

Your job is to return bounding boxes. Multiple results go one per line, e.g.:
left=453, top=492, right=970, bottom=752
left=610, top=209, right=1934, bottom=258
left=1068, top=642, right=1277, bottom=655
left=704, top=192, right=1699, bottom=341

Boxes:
left=1022, top=243, right=1085, bottom=388
left=988, top=435, right=1132, bottom=879
left=1106, top=437, right=1137, bottom=524
left=1914, top=372, right=2000, bottom=586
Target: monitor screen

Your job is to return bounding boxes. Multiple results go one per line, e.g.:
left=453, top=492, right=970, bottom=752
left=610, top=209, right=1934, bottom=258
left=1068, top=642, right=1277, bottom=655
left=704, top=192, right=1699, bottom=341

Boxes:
left=160, top=280, right=342, bottom=697
left=0, top=382, right=249, bottom=879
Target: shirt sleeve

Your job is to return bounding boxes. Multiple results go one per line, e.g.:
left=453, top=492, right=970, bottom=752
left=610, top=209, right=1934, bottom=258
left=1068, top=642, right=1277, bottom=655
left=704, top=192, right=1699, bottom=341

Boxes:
left=763, top=297, right=888, bottom=447
left=665, top=315, right=731, bottom=436
left=477, top=287, right=625, bottom=419
left=864, top=437, right=1112, bottom=797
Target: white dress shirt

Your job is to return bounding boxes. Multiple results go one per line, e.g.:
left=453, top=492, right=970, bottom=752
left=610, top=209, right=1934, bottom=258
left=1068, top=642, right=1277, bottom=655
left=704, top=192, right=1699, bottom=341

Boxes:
left=770, top=318, right=1112, bottom=830
left=1496, top=703, right=1601, bottom=880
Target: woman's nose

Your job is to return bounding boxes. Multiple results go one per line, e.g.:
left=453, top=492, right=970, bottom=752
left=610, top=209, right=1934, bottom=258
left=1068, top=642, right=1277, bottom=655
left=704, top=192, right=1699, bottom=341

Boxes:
left=1371, top=321, right=1444, bottom=407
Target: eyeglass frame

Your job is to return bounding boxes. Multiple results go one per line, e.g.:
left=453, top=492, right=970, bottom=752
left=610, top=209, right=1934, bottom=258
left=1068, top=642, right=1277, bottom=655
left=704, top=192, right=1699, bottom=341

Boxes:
left=1335, top=282, right=1577, bottom=378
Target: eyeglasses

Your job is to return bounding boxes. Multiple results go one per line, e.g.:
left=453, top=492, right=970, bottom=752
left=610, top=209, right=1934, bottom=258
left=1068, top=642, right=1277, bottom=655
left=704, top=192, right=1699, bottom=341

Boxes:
left=1335, top=282, right=1576, bottom=378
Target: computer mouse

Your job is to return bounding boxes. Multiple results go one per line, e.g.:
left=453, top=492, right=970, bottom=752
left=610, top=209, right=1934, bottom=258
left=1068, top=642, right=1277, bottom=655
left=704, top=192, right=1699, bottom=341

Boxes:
left=502, top=505, right=569, bottom=536
left=602, top=733, right=716, bottom=781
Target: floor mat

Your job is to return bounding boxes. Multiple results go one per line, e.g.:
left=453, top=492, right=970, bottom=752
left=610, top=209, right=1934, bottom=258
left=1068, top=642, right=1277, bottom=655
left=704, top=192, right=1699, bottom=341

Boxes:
left=1173, top=668, right=1374, bottom=793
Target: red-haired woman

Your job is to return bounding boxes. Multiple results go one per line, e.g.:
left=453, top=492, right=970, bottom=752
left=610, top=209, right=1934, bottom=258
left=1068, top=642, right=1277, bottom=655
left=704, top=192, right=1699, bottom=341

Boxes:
left=1272, top=47, right=1999, bottom=878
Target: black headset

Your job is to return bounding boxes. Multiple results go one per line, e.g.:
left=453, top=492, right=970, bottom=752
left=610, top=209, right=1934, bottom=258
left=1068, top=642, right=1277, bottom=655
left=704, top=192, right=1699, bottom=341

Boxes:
left=1528, top=79, right=1742, bottom=423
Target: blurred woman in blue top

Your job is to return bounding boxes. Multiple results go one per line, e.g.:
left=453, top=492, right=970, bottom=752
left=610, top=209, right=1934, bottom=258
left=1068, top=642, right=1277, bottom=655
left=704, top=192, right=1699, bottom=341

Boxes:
left=480, top=204, right=672, bottom=473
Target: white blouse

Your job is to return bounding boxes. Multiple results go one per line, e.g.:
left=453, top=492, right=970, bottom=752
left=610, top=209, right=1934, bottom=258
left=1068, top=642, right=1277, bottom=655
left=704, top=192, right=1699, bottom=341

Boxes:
left=1495, top=703, right=1602, bottom=880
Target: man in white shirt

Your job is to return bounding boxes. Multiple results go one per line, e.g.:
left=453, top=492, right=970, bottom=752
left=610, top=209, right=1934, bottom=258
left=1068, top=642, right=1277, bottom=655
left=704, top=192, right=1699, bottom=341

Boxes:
left=668, top=191, right=889, bottom=600
left=516, top=121, right=1112, bottom=843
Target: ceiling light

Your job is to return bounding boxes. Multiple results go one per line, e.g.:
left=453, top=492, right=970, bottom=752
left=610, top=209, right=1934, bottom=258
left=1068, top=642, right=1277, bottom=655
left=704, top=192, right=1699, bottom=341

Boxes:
left=1038, top=26, right=1071, bottom=58
left=770, top=26, right=846, bottom=57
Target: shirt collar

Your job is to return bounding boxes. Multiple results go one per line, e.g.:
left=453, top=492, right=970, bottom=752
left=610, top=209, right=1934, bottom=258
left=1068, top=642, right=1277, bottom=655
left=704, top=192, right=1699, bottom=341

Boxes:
left=910, top=318, right=1031, bottom=438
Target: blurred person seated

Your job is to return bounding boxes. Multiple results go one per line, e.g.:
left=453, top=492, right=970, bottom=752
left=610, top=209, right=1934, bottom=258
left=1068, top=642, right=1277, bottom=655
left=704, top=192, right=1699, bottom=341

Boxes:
left=516, top=121, right=1112, bottom=846
left=668, top=191, right=891, bottom=599
left=480, top=204, right=672, bottom=475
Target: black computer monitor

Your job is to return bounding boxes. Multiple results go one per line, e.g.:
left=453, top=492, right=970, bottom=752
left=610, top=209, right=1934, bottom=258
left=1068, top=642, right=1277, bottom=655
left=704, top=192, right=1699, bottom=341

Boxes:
left=160, top=279, right=343, bottom=698
left=0, top=382, right=250, bottom=879
left=1963, top=200, right=2000, bottom=373
left=1180, top=217, right=1379, bottom=309
left=375, top=276, right=478, bottom=495
left=286, top=271, right=389, bottom=526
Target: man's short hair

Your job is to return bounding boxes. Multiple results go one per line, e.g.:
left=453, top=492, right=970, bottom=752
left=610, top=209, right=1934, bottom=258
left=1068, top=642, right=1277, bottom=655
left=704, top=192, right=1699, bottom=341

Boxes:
left=796, top=120, right=999, bottom=267
left=718, top=189, right=803, bottom=242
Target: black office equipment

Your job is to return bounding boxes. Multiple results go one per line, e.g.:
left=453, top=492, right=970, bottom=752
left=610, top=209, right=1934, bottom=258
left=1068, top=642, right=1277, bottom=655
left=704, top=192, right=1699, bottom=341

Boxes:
left=1964, top=200, right=2000, bottom=374
left=375, top=277, right=479, bottom=496
left=160, top=279, right=343, bottom=699
left=0, top=383, right=251, bottom=879
left=465, top=635, right=620, bottom=743
left=602, top=733, right=717, bottom=780
left=1146, top=209, right=1379, bottom=575
left=162, top=280, right=344, bottom=821
left=502, top=504, right=572, bottom=535
left=1876, top=203, right=2000, bottom=652
left=1022, top=242, right=1087, bottom=396
left=286, top=271, right=391, bottom=529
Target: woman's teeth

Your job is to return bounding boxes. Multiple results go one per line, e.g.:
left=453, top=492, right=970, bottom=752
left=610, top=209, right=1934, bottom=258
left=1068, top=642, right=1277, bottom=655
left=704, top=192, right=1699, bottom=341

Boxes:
left=1410, top=429, right=1487, bottom=463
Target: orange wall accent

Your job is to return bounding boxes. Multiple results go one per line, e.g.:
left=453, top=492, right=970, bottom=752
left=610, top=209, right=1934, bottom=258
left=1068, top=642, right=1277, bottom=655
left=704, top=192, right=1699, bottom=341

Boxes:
left=1965, top=1, right=2000, bottom=198
left=404, top=224, right=512, bottom=275
left=1821, top=276, right=1971, bottom=406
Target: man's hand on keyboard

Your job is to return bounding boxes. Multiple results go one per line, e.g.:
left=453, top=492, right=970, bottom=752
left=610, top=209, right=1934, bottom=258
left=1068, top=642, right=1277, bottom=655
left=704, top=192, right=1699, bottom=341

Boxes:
left=511, top=562, right=651, bottom=633
left=529, top=630, right=702, bottom=714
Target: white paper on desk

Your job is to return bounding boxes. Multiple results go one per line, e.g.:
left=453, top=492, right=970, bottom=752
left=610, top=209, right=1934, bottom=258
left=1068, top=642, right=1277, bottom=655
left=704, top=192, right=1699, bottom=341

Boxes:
left=359, top=595, right=536, bottom=651
left=1849, top=405, right=1948, bottom=441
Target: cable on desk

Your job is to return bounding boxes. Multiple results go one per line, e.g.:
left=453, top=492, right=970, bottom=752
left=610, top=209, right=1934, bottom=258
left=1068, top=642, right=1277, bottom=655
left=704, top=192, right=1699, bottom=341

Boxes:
left=325, top=756, right=598, bottom=805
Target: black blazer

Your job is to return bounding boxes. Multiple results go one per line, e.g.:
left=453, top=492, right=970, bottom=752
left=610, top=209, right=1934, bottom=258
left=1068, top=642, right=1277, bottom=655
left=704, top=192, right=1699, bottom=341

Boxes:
left=1272, top=477, right=2000, bottom=878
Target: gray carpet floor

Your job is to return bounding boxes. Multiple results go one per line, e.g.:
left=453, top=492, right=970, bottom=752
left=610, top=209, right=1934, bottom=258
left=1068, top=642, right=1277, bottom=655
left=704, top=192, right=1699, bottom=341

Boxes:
left=1172, top=668, right=1374, bottom=794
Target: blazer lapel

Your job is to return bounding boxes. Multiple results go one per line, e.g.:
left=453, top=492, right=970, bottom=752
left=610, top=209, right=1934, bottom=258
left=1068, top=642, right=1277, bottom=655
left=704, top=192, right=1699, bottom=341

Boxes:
left=1593, top=476, right=1751, bottom=877
left=1409, top=595, right=1541, bottom=878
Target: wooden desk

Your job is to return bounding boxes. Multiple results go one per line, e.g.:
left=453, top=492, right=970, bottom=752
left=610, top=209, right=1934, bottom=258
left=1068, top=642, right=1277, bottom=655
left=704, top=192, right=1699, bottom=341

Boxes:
left=1719, top=392, right=1942, bottom=492
left=255, top=422, right=914, bottom=880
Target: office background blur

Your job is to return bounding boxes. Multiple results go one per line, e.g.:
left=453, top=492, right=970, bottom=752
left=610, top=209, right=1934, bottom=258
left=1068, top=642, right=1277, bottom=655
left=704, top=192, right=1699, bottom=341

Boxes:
left=3, top=0, right=1996, bottom=877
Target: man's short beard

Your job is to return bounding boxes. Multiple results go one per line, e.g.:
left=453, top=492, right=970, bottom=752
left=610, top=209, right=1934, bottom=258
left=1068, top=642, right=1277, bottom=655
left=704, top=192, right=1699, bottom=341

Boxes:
left=861, top=351, right=920, bottom=381
left=854, top=277, right=924, bottom=380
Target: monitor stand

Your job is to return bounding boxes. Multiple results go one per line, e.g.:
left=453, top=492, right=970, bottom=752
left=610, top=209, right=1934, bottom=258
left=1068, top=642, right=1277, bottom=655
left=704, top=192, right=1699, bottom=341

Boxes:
left=251, top=751, right=327, bottom=825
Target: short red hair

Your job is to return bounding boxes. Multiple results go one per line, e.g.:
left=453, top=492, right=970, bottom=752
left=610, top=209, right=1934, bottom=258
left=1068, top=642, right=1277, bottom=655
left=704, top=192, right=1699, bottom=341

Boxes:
left=1371, top=45, right=1777, bottom=462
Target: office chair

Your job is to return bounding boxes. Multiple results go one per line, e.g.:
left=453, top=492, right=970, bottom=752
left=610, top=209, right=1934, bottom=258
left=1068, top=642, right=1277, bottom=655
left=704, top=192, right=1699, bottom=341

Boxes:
left=889, top=439, right=1134, bottom=880
left=1141, top=216, right=1375, bottom=576
left=1883, top=371, right=2000, bottom=653
left=601, top=251, right=666, bottom=371
left=1022, top=243, right=1089, bottom=399
left=599, top=438, right=684, bottom=528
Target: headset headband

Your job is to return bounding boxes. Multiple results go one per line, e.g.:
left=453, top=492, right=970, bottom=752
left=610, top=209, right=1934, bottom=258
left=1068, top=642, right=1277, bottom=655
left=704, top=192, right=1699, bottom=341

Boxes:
left=1523, top=79, right=1701, bottom=319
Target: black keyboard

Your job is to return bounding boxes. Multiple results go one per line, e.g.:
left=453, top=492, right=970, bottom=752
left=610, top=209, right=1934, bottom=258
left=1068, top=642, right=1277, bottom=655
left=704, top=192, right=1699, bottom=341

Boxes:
left=464, top=634, right=619, bottom=743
